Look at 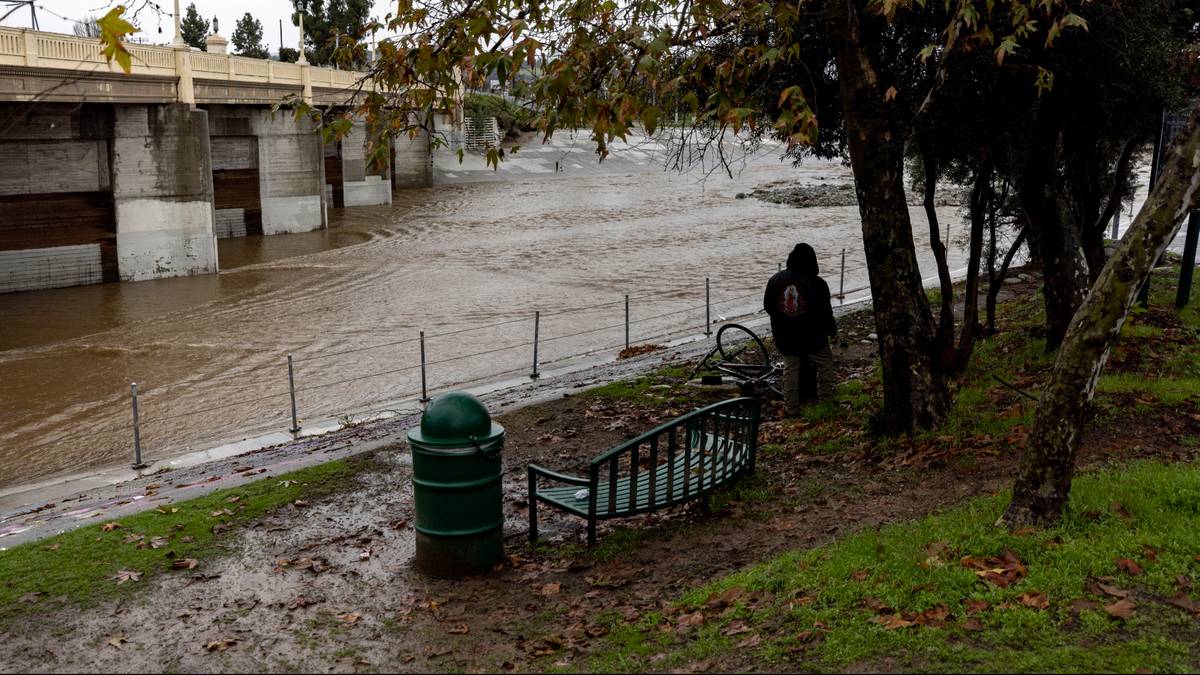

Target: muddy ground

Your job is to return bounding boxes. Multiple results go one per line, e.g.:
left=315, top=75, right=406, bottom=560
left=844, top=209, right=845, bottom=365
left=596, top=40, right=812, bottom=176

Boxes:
left=2, top=271, right=1197, bottom=673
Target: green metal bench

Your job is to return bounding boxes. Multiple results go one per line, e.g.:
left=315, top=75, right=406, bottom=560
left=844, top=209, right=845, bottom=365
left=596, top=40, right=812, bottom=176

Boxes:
left=527, top=397, right=761, bottom=546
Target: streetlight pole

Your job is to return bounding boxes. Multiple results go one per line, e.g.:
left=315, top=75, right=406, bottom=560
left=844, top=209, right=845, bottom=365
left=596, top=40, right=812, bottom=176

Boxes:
left=170, top=0, right=185, bottom=47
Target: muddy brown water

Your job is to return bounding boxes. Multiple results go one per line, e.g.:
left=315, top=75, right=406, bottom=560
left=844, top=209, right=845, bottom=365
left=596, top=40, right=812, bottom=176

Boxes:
left=0, top=155, right=969, bottom=491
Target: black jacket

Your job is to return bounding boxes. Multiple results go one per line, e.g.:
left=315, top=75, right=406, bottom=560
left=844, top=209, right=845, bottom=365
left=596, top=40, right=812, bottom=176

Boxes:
left=763, top=244, right=837, bottom=355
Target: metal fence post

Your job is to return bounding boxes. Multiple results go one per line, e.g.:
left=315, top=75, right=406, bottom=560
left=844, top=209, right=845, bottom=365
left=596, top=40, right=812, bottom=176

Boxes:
left=530, top=311, right=540, bottom=380
left=1177, top=211, right=1200, bottom=308
left=419, top=331, right=430, bottom=403
left=838, top=248, right=846, bottom=301
left=624, top=294, right=630, bottom=350
left=287, top=354, right=300, bottom=435
left=705, top=278, right=712, bottom=336
left=130, top=383, right=145, bottom=470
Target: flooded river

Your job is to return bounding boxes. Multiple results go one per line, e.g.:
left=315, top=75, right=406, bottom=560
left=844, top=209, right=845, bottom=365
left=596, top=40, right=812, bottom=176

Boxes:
left=0, top=148, right=969, bottom=491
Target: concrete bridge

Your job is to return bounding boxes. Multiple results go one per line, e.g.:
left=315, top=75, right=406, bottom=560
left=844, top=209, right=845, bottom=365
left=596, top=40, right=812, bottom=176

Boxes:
left=0, top=26, right=446, bottom=293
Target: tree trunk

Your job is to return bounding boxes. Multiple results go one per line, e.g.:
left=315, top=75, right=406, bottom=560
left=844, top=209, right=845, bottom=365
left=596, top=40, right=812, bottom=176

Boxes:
left=920, top=141, right=956, bottom=368
left=986, top=226, right=1027, bottom=334
left=956, top=160, right=991, bottom=370
left=1081, top=135, right=1142, bottom=282
left=829, top=0, right=950, bottom=433
left=1002, top=103, right=1200, bottom=528
left=1014, top=113, right=1089, bottom=351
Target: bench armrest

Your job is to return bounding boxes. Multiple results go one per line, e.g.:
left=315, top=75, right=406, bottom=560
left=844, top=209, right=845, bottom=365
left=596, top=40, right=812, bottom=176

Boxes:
left=528, top=464, right=592, bottom=487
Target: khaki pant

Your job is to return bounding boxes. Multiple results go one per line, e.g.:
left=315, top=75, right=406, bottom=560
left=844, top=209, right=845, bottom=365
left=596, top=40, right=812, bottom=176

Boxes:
left=783, top=347, right=836, bottom=414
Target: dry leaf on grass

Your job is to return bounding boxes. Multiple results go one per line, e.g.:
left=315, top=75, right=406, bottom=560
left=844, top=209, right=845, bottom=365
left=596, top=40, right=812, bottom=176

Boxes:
left=538, top=582, right=561, bottom=596
left=337, top=612, right=361, bottom=625
left=1116, top=557, right=1144, bottom=576
left=1104, top=599, right=1136, bottom=620
left=1018, top=592, right=1050, bottom=610
left=1166, top=593, right=1200, bottom=614
left=112, top=569, right=142, bottom=585
left=963, top=599, right=989, bottom=614
left=172, top=558, right=199, bottom=570
left=101, top=522, right=121, bottom=532
left=869, top=614, right=915, bottom=630
left=960, top=548, right=1026, bottom=588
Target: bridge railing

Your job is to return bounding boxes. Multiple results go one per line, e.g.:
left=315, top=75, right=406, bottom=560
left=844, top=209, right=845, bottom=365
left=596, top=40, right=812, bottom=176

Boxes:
left=0, top=26, right=372, bottom=94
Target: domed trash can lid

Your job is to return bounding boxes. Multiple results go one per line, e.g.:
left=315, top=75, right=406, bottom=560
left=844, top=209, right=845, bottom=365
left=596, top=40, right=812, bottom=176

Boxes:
left=407, top=391, right=504, bottom=450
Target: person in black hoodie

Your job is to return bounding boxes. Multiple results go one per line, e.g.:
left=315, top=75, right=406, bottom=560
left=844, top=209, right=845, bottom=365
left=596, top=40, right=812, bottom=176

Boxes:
left=763, top=243, right=837, bottom=414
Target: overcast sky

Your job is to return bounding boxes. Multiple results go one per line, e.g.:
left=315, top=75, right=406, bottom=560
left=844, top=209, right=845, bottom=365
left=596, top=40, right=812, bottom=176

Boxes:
left=1, top=0, right=395, bottom=56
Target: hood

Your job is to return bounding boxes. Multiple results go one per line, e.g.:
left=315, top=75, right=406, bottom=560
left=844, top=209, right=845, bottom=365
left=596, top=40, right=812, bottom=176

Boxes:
left=786, top=243, right=819, bottom=275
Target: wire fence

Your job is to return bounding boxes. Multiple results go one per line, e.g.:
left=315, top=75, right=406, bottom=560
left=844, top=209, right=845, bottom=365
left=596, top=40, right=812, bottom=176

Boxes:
left=5, top=255, right=874, bottom=481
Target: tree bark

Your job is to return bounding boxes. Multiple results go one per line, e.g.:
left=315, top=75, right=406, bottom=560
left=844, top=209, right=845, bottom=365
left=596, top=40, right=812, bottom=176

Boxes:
left=829, top=0, right=950, bottom=433
left=956, top=160, right=991, bottom=370
left=986, top=226, right=1027, bottom=334
left=1002, top=103, right=1200, bottom=528
left=1081, top=135, right=1141, bottom=282
left=1013, top=112, right=1089, bottom=351
left=920, top=141, right=956, bottom=367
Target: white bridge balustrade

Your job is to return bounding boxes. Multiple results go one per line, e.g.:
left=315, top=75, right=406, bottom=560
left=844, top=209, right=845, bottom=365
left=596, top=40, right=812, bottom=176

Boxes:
left=0, top=26, right=377, bottom=105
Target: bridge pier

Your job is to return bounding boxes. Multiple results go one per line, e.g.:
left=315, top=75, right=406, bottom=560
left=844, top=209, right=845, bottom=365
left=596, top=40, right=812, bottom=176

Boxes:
left=254, top=111, right=327, bottom=235
left=111, top=104, right=218, bottom=281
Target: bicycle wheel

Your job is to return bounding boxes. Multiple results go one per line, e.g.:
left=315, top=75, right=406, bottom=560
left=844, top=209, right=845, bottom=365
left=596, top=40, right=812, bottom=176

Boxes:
left=715, top=323, right=772, bottom=377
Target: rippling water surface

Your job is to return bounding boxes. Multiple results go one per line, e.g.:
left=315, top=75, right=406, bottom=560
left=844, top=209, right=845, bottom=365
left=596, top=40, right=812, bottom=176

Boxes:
left=0, top=150, right=970, bottom=490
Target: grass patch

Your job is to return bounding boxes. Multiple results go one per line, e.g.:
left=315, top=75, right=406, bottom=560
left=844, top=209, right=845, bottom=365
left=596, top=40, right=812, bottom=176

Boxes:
left=0, top=456, right=378, bottom=623
left=584, top=364, right=703, bottom=406
left=581, top=461, right=1200, bottom=673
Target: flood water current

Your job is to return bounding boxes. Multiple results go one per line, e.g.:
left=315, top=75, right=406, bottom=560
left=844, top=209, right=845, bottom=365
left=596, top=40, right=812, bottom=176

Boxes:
left=0, top=152, right=970, bottom=491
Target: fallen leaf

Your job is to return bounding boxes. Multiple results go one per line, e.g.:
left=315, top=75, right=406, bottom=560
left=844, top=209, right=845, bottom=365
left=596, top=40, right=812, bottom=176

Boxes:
left=43, top=544, right=60, bottom=551
left=872, top=614, right=915, bottom=630
left=676, top=612, right=705, bottom=628
left=961, top=549, right=1026, bottom=588
left=1166, top=593, right=1200, bottom=614
left=105, top=635, right=127, bottom=649
left=172, top=558, right=199, bottom=570
left=914, top=605, right=951, bottom=626
left=287, top=595, right=321, bottom=610
left=148, top=536, right=169, bottom=549
left=293, top=500, right=310, bottom=508
left=203, top=638, right=237, bottom=652
left=337, top=612, right=361, bottom=624
left=1087, top=577, right=1132, bottom=599
left=112, top=569, right=142, bottom=585
left=538, top=582, right=561, bottom=596
left=1103, top=599, right=1136, bottom=620
left=1068, top=599, right=1102, bottom=613
left=721, top=620, right=752, bottom=636
left=863, top=597, right=892, bottom=614
left=736, top=634, right=761, bottom=648
left=963, top=599, right=989, bottom=615
left=390, top=519, right=409, bottom=530
left=1116, top=558, right=1144, bottom=576
left=447, top=623, right=470, bottom=634
left=851, top=569, right=870, bottom=582
left=1141, top=545, right=1159, bottom=561
left=278, top=480, right=298, bottom=487
left=961, top=618, right=985, bottom=632
left=1176, top=574, right=1194, bottom=591
left=101, top=522, right=121, bottom=532
left=1018, top=592, right=1050, bottom=610
left=18, top=592, right=42, bottom=604
left=210, top=509, right=233, bottom=518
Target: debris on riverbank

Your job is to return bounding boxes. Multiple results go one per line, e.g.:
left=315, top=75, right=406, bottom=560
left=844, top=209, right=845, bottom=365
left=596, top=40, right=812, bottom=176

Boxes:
left=740, top=178, right=964, bottom=209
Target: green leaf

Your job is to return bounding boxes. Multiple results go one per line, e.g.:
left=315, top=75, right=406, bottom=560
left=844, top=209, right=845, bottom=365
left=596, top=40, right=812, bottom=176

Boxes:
left=97, top=6, right=135, bottom=74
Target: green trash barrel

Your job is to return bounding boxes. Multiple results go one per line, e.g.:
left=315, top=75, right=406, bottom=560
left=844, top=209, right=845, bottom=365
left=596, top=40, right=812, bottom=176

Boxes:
left=407, top=392, right=505, bottom=577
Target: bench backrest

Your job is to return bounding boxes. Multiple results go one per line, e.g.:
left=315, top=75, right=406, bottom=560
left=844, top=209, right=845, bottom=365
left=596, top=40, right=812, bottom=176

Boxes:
left=587, top=397, right=761, bottom=517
